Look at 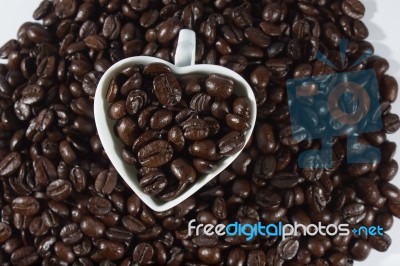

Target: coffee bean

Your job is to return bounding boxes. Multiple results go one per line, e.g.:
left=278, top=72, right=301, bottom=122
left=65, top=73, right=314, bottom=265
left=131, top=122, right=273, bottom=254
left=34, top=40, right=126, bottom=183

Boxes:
left=122, top=215, right=146, bottom=234
left=205, top=74, right=234, bottom=99
left=170, top=158, right=196, bottom=183
left=60, top=223, right=83, bottom=245
left=342, top=0, right=365, bottom=20
left=0, top=152, right=21, bottom=177
left=153, top=73, right=181, bottom=107
left=95, top=170, right=118, bottom=195
left=342, top=202, right=366, bottom=224
left=144, top=63, right=171, bottom=75
left=278, top=238, right=299, bottom=260
left=193, top=158, right=216, bottom=174
left=84, top=35, right=107, bottom=51
left=351, top=239, right=371, bottom=261
left=256, top=123, right=277, bottom=154
left=11, top=246, right=39, bottom=266
left=189, top=140, right=222, bottom=161
left=383, top=113, right=400, bottom=134
left=12, top=196, right=40, bottom=216
left=168, top=126, right=185, bottom=152
left=157, top=18, right=182, bottom=45
left=27, top=25, right=52, bottom=44
left=69, top=166, right=87, bottom=192
left=0, top=222, right=12, bottom=243
left=182, top=118, right=209, bottom=141
left=115, top=117, right=138, bottom=146
left=138, top=140, right=173, bottom=168
left=133, top=242, right=154, bottom=265
left=87, top=196, right=112, bottom=216
left=150, top=109, right=173, bottom=130
left=244, top=27, right=271, bottom=48
left=126, top=89, right=148, bottom=115
left=82, top=71, right=102, bottom=97
left=29, top=216, right=48, bottom=236
left=80, top=216, right=105, bottom=238
left=226, top=113, right=249, bottom=131
left=140, top=171, right=167, bottom=196
left=46, top=179, right=73, bottom=201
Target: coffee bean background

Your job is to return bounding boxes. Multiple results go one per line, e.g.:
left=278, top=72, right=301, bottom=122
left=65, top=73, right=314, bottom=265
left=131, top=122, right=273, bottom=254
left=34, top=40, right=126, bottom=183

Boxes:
left=1, top=0, right=400, bottom=265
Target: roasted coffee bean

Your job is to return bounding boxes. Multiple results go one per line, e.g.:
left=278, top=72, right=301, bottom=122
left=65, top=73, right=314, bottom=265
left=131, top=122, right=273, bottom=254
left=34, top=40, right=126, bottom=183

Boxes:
left=92, top=239, right=125, bottom=261
left=138, top=140, right=173, bottom=168
left=153, top=73, right=181, bottom=107
left=133, top=242, right=154, bottom=265
left=140, top=171, right=167, bottom=196
left=343, top=202, right=366, bottom=224
left=342, top=0, right=365, bottom=19
left=95, top=170, right=117, bottom=195
left=158, top=18, right=182, bottom=45
left=85, top=35, right=107, bottom=51
left=218, top=131, right=245, bottom=156
left=60, top=223, right=83, bottom=245
left=12, top=196, right=40, bottom=216
left=21, top=84, right=44, bottom=105
left=193, top=158, right=216, bottom=174
left=108, top=100, right=126, bottom=120
left=205, top=74, right=234, bottom=99
left=0, top=152, right=21, bottom=177
left=69, top=166, right=87, bottom=192
left=226, top=113, right=249, bottom=131
left=189, top=140, right=222, bottom=161
left=244, top=27, right=271, bottom=48
left=256, top=123, right=277, bottom=154
left=182, top=118, right=209, bottom=141
left=170, top=158, right=196, bottom=183
left=150, top=109, right=172, bottom=130
left=0, top=222, right=12, bottom=243
left=82, top=71, right=102, bottom=96
left=350, top=239, right=371, bottom=261
left=168, top=126, right=185, bottom=151
left=46, top=179, right=73, bottom=201
left=80, top=216, right=105, bottom=238
left=278, top=238, right=299, bottom=260
left=190, top=92, right=212, bottom=114
left=383, top=113, right=400, bottom=134
left=144, top=63, right=171, bottom=75
left=198, top=247, right=221, bottom=265
left=87, top=196, right=112, bottom=217
left=126, top=90, right=148, bottom=115
left=11, top=246, right=39, bottom=266
left=122, top=215, right=146, bottom=234
left=115, top=117, right=138, bottom=146
left=27, top=25, right=52, bottom=43
left=29, top=216, right=48, bottom=236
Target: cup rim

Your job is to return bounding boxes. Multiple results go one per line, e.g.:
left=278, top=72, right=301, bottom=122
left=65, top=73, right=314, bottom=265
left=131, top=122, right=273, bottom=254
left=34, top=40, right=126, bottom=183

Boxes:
left=94, top=56, right=257, bottom=212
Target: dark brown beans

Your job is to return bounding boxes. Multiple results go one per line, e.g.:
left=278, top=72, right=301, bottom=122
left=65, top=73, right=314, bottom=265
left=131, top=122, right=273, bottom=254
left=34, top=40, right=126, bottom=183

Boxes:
left=205, top=74, right=234, bottom=99
left=153, top=73, right=182, bottom=107
left=138, top=140, right=173, bottom=168
left=12, top=196, right=40, bottom=216
left=46, top=180, right=73, bottom=201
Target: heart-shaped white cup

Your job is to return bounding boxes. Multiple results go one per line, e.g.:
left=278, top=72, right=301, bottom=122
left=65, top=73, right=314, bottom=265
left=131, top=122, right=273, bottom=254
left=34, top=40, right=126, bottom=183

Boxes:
left=94, top=30, right=257, bottom=212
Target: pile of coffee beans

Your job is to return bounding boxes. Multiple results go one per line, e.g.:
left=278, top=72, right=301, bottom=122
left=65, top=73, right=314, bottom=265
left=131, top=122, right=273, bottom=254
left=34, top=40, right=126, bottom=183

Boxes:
left=106, top=62, right=249, bottom=200
left=0, top=0, right=400, bottom=265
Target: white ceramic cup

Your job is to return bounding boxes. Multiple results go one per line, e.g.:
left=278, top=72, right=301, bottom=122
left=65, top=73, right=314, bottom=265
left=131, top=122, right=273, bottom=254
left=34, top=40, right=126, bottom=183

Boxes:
left=94, top=29, right=257, bottom=212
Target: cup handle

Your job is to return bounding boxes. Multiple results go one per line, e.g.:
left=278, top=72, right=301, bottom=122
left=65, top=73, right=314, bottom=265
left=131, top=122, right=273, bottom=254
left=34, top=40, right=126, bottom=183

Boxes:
left=174, top=29, right=196, bottom=67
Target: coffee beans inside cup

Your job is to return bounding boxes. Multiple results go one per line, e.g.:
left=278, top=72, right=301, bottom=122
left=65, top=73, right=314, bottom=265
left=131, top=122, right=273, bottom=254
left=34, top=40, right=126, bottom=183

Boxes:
left=106, top=62, right=250, bottom=201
